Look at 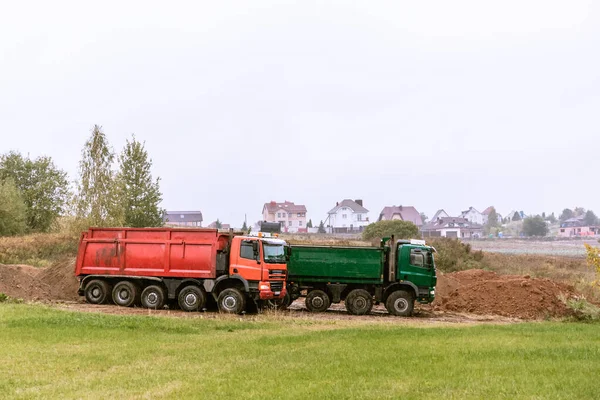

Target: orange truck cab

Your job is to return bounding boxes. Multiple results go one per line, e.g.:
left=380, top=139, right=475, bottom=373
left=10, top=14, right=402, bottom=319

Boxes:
left=74, top=228, right=287, bottom=314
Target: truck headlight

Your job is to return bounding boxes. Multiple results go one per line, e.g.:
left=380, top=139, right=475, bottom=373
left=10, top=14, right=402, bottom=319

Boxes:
left=260, top=283, right=270, bottom=291
left=430, top=289, right=435, bottom=295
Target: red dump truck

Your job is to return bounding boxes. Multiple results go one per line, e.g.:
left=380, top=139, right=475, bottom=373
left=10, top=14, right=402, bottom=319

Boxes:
left=74, top=227, right=287, bottom=314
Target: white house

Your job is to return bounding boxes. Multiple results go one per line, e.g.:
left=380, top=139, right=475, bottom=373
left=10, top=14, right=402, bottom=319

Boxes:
left=421, top=217, right=484, bottom=239
left=327, top=199, right=369, bottom=233
left=459, top=207, right=485, bottom=225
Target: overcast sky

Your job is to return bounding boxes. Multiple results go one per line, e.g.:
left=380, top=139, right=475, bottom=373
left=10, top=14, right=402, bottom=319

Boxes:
left=1, top=0, right=598, bottom=226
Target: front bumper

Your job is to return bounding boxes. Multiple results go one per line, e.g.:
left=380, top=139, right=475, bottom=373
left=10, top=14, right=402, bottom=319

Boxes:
left=258, top=283, right=287, bottom=300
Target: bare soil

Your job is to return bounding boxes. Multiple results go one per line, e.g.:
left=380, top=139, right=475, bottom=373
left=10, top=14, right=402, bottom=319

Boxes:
left=0, top=258, right=79, bottom=302
left=0, top=259, right=579, bottom=322
left=431, top=269, right=576, bottom=319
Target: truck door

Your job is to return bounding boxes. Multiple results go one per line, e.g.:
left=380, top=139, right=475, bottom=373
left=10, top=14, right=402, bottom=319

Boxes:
left=230, top=239, right=263, bottom=282
left=397, top=246, right=434, bottom=288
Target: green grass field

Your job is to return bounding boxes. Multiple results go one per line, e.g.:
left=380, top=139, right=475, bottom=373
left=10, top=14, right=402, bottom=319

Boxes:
left=1, top=304, right=599, bottom=399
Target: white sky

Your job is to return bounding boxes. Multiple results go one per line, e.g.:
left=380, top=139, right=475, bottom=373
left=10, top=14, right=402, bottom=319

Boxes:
left=1, top=0, right=598, bottom=226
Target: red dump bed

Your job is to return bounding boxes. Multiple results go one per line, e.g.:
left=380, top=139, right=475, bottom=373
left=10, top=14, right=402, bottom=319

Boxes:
left=75, top=228, right=230, bottom=279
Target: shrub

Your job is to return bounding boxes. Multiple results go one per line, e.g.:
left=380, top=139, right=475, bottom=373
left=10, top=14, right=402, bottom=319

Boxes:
left=428, top=237, right=485, bottom=272
left=362, top=220, right=419, bottom=241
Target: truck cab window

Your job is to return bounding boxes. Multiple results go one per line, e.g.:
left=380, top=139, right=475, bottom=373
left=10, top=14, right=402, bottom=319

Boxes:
left=409, top=249, right=425, bottom=267
left=240, top=241, right=255, bottom=260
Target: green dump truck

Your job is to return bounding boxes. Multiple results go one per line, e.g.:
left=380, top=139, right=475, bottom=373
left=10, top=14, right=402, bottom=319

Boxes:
left=285, top=238, right=437, bottom=316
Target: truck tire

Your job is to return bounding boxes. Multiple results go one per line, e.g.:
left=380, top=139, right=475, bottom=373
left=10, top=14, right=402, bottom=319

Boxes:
left=112, top=281, right=139, bottom=307
left=305, top=290, right=330, bottom=313
left=385, top=290, right=414, bottom=317
left=85, top=279, right=110, bottom=304
left=141, top=285, right=166, bottom=310
left=217, top=288, right=246, bottom=314
left=266, top=293, right=291, bottom=311
left=178, top=285, right=206, bottom=312
left=345, top=289, right=373, bottom=315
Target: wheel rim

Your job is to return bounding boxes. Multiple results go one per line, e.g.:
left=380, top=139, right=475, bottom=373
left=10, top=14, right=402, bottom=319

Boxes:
left=118, top=288, right=130, bottom=302
left=147, top=292, right=158, bottom=306
left=311, top=296, right=324, bottom=308
left=223, top=295, right=237, bottom=310
left=354, top=297, right=367, bottom=310
left=394, top=298, right=408, bottom=312
left=184, top=293, right=197, bottom=307
left=91, top=287, right=101, bottom=299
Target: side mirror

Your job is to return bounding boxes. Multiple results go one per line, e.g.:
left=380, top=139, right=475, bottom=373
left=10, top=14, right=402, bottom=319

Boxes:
left=286, top=246, right=292, bottom=261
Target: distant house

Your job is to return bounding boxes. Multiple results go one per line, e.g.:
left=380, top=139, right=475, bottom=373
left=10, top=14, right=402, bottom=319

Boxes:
left=482, top=206, right=503, bottom=224
left=421, top=216, right=483, bottom=239
left=262, top=201, right=308, bottom=233
left=459, top=207, right=485, bottom=225
left=558, top=216, right=599, bottom=237
left=378, top=205, right=423, bottom=227
left=506, top=210, right=526, bottom=222
left=207, top=221, right=231, bottom=230
left=327, top=199, right=369, bottom=233
left=164, top=211, right=203, bottom=227
left=431, top=209, right=449, bottom=222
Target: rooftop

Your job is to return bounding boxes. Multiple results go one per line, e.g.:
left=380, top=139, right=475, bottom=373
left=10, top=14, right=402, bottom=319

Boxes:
left=328, top=199, right=369, bottom=214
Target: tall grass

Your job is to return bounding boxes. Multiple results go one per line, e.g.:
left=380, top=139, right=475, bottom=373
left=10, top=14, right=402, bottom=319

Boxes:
left=1, top=304, right=599, bottom=399
left=0, top=233, right=78, bottom=267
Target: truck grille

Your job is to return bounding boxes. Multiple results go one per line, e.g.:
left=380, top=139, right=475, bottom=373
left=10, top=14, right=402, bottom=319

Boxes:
left=269, top=269, right=286, bottom=279
left=270, top=281, right=284, bottom=292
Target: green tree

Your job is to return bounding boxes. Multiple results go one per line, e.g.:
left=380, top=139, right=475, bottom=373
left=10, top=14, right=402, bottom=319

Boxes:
left=546, top=212, right=557, bottom=224
left=215, top=219, right=222, bottom=229
left=74, top=125, right=123, bottom=227
left=0, top=178, right=27, bottom=236
left=362, top=220, right=419, bottom=241
left=306, top=219, right=313, bottom=228
left=318, top=220, right=326, bottom=234
left=116, top=135, right=164, bottom=227
left=420, top=212, right=428, bottom=224
left=574, top=207, right=586, bottom=217
left=511, top=211, right=522, bottom=222
left=522, top=215, right=548, bottom=237
left=0, top=151, right=69, bottom=232
left=584, top=210, right=598, bottom=226
left=559, top=208, right=574, bottom=222
left=484, top=207, right=499, bottom=235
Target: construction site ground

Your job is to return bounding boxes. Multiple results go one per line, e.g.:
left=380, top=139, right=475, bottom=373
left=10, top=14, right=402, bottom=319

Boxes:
left=0, top=257, right=583, bottom=325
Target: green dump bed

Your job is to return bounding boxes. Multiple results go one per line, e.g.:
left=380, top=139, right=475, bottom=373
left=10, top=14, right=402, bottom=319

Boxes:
left=288, top=245, right=385, bottom=284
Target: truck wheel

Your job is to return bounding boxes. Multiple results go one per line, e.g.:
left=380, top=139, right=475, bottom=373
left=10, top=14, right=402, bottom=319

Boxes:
left=266, top=293, right=291, bottom=311
left=178, top=285, right=206, bottom=312
left=217, top=288, right=246, bottom=314
left=345, top=289, right=373, bottom=315
left=385, top=290, right=414, bottom=317
left=85, top=279, right=110, bottom=304
left=141, top=285, right=166, bottom=310
left=305, top=290, right=330, bottom=313
left=112, top=281, right=139, bottom=307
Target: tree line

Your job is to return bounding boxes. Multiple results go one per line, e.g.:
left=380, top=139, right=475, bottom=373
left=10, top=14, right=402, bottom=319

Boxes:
left=0, top=125, right=164, bottom=236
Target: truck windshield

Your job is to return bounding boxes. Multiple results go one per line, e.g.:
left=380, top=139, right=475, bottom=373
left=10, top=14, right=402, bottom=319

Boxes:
left=263, top=243, right=286, bottom=263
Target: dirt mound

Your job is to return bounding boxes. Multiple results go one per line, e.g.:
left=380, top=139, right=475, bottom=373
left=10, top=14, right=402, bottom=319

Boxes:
left=0, top=258, right=79, bottom=302
left=433, top=269, right=576, bottom=319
